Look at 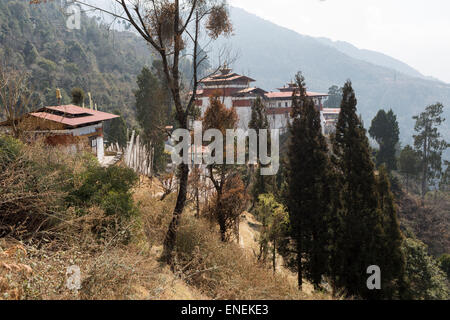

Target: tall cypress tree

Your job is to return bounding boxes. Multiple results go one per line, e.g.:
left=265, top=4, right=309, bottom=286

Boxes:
left=135, top=66, right=168, bottom=173
left=249, top=96, right=272, bottom=202
left=332, top=81, right=386, bottom=299
left=287, top=72, right=331, bottom=290
left=369, top=109, right=400, bottom=171
left=375, top=165, right=406, bottom=299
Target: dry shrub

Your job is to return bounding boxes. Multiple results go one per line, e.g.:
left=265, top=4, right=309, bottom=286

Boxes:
left=0, top=240, right=31, bottom=300
left=133, top=187, right=176, bottom=249
left=0, top=136, right=72, bottom=239
left=174, top=216, right=326, bottom=300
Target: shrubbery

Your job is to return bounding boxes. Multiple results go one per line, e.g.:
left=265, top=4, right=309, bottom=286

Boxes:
left=0, top=135, right=68, bottom=238
left=402, top=238, right=449, bottom=300
left=0, top=135, right=138, bottom=240
left=67, top=164, right=138, bottom=218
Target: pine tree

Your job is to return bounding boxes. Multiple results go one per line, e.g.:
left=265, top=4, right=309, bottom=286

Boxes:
left=105, top=109, right=128, bottom=149
left=375, top=166, right=406, bottom=299
left=135, top=66, right=168, bottom=174
left=369, top=109, right=400, bottom=171
left=412, top=103, right=448, bottom=199
left=331, top=80, right=387, bottom=299
left=71, top=87, right=85, bottom=106
left=249, top=96, right=272, bottom=204
left=440, top=161, right=449, bottom=192
left=287, top=72, right=332, bottom=290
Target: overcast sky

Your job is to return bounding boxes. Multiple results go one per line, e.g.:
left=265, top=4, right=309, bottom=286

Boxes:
left=229, top=0, right=450, bottom=83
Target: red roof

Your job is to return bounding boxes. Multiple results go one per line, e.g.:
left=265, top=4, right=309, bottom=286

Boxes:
left=200, top=68, right=255, bottom=85
left=30, top=105, right=119, bottom=127
left=265, top=91, right=328, bottom=99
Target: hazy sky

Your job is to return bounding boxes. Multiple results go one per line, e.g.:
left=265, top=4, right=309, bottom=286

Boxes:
left=229, top=0, right=450, bottom=83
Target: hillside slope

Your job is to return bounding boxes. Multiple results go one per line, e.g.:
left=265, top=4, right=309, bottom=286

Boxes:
left=0, top=0, right=151, bottom=123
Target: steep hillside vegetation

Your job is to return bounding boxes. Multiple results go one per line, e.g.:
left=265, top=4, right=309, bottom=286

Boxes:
left=0, top=0, right=151, bottom=124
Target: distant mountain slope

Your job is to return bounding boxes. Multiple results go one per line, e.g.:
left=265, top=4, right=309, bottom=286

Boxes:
left=215, top=7, right=450, bottom=145
left=316, top=37, right=428, bottom=81
left=0, top=0, right=151, bottom=124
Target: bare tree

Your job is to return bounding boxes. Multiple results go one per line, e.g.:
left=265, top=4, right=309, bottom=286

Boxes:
left=160, top=172, right=176, bottom=201
left=0, top=64, right=35, bottom=137
left=33, top=0, right=233, bottom=262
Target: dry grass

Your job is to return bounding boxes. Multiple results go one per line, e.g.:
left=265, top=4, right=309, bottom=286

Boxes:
left=173, top=215, right=331, bottom=300
left=1, top=158, right=333, bottom=300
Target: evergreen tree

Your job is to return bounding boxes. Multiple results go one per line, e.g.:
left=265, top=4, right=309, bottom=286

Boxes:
left=402, top=238, right=449, bottom=300
left=369, top=109, right=400, bottom=171
left=413, top=103, right=448, bottom=199
left=249, top=96, right=272, bottom=202
left=375, top=166, right=406, bottom=299
left=440, top=160, right=449, bottom=192
left=287, top=72, right=332, bottom=290
left=323, top=85, right=343, bottom=108
left=71, top=87, right=85, bottom=106
left=135, top=66, right=168, bottom=174
left=23, top=40, right=39, bottom=65
left=332, top=80, right=389, bottom=299
left=105, top=109, right=128, bottom=149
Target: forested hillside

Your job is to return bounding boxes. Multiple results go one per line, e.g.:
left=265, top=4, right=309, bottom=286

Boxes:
left=0, top=0, right=151, bottom=123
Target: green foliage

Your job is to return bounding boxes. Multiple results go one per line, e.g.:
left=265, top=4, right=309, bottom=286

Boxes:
left=440, top=160, right=449, bottom=192
left=287, top=72, right=333, bottom=289
left=413, top=103, right=448, bottom=197
left=249, top=96, right=273, bottom=202
left=254, top=193, right=289, bottom=270
left=0, top=0, right=151, bottom=125
left=402, top=238, right=449, bottom=300
left=375, top=166, right=407, bottom=298
left=323, top=85, right=343, bottom=108
left=439, top=254, right=450, bottom=281
left=135, top=65, right=169, bottom=174
left=105, top=109, right=128, bottom=148
left=71, top=87, right=85, bottom=106
left=67, top=164, right=138, bottom=220
left=0, top=134, right=23, bottom=169
left=369, top=109, right=400, bottom=171
left=332, top=81, right=405, bottom=299
left=23, top=40, right=39, bottom=65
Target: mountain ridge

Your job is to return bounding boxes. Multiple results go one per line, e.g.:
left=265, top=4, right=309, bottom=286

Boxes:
left=213, top=7, right=450, bottom=145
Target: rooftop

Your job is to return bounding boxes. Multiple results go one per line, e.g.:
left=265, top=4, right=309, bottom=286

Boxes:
left=3, top=105, right=120, bottom=128
left=200, top=67, right=255, bottom=84
left=265, top=91, right=328, bottom=99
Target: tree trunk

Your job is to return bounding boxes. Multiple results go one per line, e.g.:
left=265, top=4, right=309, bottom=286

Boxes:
left=421, top=136, right=428, bottom=200
left=162, top=163, right=189, bottom=264
left=297, top=235, right=303, bottom=290
left=272, top=239, right=276, bottom=274
left=406, top=173, right=409, bottom=193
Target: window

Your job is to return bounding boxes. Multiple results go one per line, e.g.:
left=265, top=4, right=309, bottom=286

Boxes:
left=285, top=102, right=288, bottom=107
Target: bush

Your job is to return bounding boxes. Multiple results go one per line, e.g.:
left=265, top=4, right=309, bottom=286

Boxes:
left=402, top=238, right=449, bottom=300
left=0, top=135, right=138, bottom=240
left=439, top=254, right=450, bottom=281
left=0, top=135, right=69, bottom=238
left=67, top=164, right=138, bottom=224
